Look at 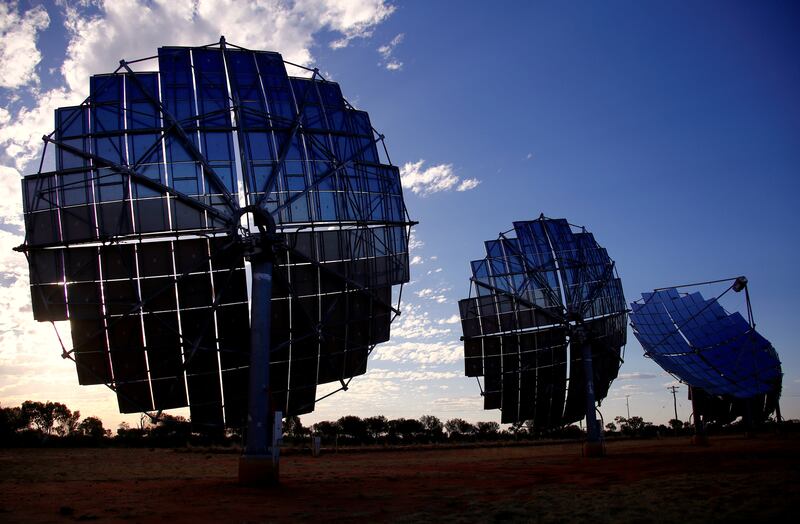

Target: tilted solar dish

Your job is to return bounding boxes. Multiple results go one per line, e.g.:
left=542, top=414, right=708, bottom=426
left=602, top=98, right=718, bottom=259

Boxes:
left=458, top=216, right=627, bottom=441
left=18, top=39, right=412, bottom=437
left=629, top=278, right=782, bottom=424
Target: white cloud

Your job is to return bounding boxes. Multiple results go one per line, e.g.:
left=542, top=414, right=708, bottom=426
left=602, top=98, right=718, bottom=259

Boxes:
left=0, top=1, right=50, bottom=89
left=0, top=0, right=398, bottom=427
left=526, top=152, right=533, bottom=160
left=313, top=374, right=404, bottom=417
left=408, top=229, right=424, bottom=251
left=400, top=159, right=481, bottom=196
left=430, top=396, right=483, bottom=413
left=0, top=165, right=23, bottom=228
left=373, top=340, right=462, bottom=364
left=410, top=255, right=423, bottom=265
left=1, top=0, right=396, bottom=173
left=415, top=286, right=451, bottom=304
left=369, top=368, right=459, bottom=381
left=320, top=0, right=396, bottom=49
left=392, top=303, right=451, bottom=339
left=456, top=178, right=481, bottom=192
left=0, top=86, right=73, bottom=171
left=378, top=32, right=403, bottom=58
left=617, top=372, right=658, bottom=381
left=437, top=314, right=461, bottom=325
left=377, top=32, right=404, bottom=71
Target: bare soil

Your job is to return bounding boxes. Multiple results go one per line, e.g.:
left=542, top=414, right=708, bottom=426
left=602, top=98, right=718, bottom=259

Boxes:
left=0, top=434, right=797, bottom=522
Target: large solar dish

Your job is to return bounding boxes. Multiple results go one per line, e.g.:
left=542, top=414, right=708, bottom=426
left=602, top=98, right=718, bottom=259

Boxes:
left=18, top=39, right=413, bottom=434
left=457, top=216, right=626, bottom=440
left=629, top=279, right=782, bottom=424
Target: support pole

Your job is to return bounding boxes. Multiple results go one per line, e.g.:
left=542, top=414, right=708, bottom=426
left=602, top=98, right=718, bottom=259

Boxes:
left=239, top=249, right=278, bottom=484
left=743, top=397, right=754, bottom=438
left=690, top=386, right=708, bottom=446
left=579, top=337, right=604, bottom=457
left=668, top=385, right=679, bottom=434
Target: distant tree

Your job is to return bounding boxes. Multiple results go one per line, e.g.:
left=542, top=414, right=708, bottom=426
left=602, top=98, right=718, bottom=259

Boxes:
left=476, top=421, right=500, bottom=436
left=0, top=405, right=28, bottom=444
left=52, top=404, right=80, bottom=436
left=388, top=418, right=425, bottom=441
left=507, top=422, right=525, bottom=435
left=283, top=415, right=309, bottom=439
left=150, top=414, right=191, bottom=445
left=77, top=417, right=109, bottom=439
left=419, top=415, right=444, bottom=440
left=614, top=416, right=629, bottom=434
left=605, top=422, right=617, bottom=432
left=625, top=416, right=650, bottom=433
left=313, top=420, right=340, bottom=441
left=225, top=426, right=244, bottom=440
left=21, top=401, right=53, bottom=434
left=615, top=415, right=652, bottom=436
left=445, top=418, right=476, bottom=436
left=668, top=419, right=684, bottom=431
left=522, top=419, right=540, bottom=437
left=1, top=405, right=28, bottom=432
left=364, top=415, right=389, bottom=440
left=18, top=401, right=80, bottom=436
left=337, top=415, right=369, bottom=443
left=115, top=421, right=147, bottom=444
left=555, top=424, right=584, bottom=439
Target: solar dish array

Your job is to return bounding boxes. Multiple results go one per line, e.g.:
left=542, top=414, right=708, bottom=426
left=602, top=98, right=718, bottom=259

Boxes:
left=21, top=44, right=411, bottom=429
left=458, top=218, right=627, bottom=426
left=630, top=289, right=782, bottom=399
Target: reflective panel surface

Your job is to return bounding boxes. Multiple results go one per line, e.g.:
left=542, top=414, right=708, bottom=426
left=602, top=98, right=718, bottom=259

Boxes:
left=630, top=288, right=782, bottom=400
left=21, top=42, right=412, bottom=429
left=458, top=217, right=627, bottom=427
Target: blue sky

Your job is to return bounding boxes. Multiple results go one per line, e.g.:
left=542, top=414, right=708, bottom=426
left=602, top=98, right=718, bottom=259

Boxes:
left=0, top=0, right=798, bottom=429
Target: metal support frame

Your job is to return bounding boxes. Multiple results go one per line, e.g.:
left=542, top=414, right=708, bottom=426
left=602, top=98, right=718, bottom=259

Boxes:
left=239, top=239, right=277, bottom=484
left=463, top=216, right=625, bottom=446
left=581, top=342, right=600, bottom=443
left=575, top=327, right=603, bottom=456
left=689, top=386, right=708, bottom=445
left=20, top=40, right=415, bottom=486
left=538, top=217, right=609, bottom=455
left=634, top=275, right=782, bottom=430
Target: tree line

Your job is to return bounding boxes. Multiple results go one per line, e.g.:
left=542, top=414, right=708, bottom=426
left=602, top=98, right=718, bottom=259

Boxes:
left=1, top=401, right=109, bottom=445
left=0, top=401, right=515, bottom=447
left=285, top=415, right=506, bottom=445
left=3, top=400, right=788, bottom=448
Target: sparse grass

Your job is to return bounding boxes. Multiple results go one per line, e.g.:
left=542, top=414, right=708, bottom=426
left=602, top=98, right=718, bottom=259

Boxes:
left=0, top=435, right=797, bottom=522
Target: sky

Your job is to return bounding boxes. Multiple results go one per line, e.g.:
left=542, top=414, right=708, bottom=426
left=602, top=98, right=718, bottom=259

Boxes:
left=0, top=0, right=798, bottom=431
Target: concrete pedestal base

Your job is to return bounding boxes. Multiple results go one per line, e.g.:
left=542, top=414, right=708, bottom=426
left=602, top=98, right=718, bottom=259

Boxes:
left=238, top=455, right=278, bottom=486
left=691, top=434, right=709, bottom=446
left=583, top=441, right=605, bottom=457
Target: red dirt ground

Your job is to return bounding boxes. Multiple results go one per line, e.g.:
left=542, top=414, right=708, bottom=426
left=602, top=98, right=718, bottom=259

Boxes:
left=1, top=434, right=797, bottom=522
